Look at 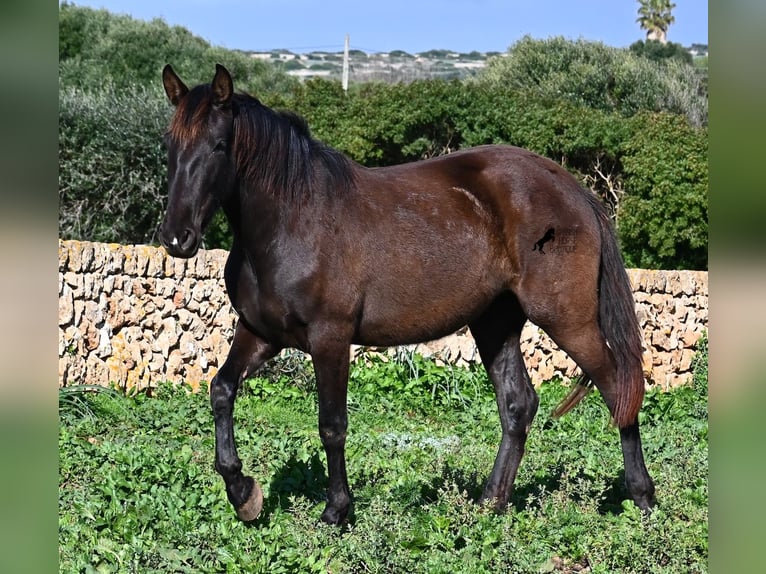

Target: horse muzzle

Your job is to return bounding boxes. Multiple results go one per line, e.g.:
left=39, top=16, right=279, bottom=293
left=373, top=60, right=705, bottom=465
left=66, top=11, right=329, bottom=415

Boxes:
left=159, top=226, right=200, bottom=258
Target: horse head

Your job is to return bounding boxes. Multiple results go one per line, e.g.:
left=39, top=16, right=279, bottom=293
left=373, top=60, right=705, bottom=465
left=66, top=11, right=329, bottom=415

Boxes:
left=159, top=64, right=237, bottom=258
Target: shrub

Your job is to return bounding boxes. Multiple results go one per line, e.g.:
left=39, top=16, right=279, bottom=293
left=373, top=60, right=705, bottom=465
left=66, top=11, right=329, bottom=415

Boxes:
left=478, top=36, right=707, bottom=127
left=618, top=113, right=708, bottom=269
left=58, top=83, right=170, bottom=244
left=59, top=3, right=299, bottom=96
left=628, top=39, right=693, bottom=64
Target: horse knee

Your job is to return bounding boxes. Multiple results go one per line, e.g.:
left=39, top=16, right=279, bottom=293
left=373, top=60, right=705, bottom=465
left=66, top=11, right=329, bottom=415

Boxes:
left=215, top=456, right=242, bottom=478
left=209, top=376, right=237, bottom=414
left=505, top=386, right=539, bottom=435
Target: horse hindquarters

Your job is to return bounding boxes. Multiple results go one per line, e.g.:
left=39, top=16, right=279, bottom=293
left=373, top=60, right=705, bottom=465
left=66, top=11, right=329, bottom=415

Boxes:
left=520, top=196, right=655, bottom=511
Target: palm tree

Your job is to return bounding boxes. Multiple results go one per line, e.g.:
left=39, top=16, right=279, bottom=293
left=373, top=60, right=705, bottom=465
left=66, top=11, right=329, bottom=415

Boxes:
left=636, top=0, right=676, bottom=45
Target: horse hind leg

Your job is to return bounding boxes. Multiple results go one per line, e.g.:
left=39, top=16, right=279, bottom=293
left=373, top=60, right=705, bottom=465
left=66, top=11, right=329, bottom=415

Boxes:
left=469, top=294, right=538, bottom=510
left=543, top=319, right=656, bottom=511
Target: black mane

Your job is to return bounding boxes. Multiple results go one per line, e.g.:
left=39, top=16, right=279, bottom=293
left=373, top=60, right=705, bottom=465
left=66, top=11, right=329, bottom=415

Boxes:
left=231, top=93, right=356, bottom=202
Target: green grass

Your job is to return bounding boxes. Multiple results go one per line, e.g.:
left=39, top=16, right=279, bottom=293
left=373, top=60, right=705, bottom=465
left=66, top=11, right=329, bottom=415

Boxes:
left=59, top=347, right=708, bottom=573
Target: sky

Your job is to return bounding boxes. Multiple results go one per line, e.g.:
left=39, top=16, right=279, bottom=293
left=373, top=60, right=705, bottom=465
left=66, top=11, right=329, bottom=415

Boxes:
left=67, top=0, right=708, bottom=54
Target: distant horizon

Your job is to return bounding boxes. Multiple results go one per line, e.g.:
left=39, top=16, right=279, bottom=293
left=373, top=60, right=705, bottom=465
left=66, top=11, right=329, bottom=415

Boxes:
left=64, top=1, right=708, bottom=56
left=240, top=42, right=709, bottom=57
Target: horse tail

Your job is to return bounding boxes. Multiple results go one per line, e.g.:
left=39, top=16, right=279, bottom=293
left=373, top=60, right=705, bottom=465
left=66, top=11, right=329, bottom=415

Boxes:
left=553, top=193, right=645, bottom=428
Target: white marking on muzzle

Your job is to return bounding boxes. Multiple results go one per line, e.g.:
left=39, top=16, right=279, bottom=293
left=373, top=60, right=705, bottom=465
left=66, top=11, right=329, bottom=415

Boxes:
left=171, top=237, right=179, bottom=247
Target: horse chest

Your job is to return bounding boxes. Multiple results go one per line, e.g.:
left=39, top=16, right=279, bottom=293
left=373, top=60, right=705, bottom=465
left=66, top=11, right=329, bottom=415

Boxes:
left=224, top=253, right=310, bottom=349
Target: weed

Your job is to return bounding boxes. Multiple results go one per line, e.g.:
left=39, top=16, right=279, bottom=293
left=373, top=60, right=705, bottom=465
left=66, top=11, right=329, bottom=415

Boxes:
left=58, top=384, right=124, bottom=420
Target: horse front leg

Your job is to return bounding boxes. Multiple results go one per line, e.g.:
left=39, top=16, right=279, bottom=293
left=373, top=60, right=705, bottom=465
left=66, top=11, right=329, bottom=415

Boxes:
left=211, top=321, right=278, bottom=521
left=311, top=333, right=352, bottom=525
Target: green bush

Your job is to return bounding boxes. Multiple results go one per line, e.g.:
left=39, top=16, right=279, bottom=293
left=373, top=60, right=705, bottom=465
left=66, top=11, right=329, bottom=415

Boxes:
left=58, top=83, right=170, bottom=244
left=618, top=113, right=708, bottom=270
left=628, top=39, right=693, bottom=64
left=59, top=3, right=298, bottom=95
left=478, top=36, right=707, bottom=127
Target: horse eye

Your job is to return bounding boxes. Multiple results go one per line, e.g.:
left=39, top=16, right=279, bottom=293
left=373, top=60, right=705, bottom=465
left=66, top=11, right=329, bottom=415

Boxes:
left=213, top=140, right=227, bottom=154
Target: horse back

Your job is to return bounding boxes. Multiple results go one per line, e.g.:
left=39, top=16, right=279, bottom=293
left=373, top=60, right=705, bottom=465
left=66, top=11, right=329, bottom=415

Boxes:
left=338, top=145, right=601, bottom=344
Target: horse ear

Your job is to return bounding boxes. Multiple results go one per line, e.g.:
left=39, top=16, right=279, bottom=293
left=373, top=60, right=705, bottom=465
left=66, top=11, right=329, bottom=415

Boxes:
left=162, top=64, right=188, bottom=106
left=212, top=64, right=233, bottom=108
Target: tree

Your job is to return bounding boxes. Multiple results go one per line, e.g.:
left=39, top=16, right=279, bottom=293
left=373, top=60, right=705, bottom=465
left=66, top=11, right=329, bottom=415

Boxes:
left=636, top=0, right=676, bottom=45
left=629, top=39, right=692, bottom=64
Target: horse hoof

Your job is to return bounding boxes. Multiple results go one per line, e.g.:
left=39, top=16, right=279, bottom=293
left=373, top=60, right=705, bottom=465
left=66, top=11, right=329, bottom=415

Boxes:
left=320, top=505, right=347, bottom=526
left=634, top=495, right=656, bottom=513
left=236, top=481, right=263, bottom=522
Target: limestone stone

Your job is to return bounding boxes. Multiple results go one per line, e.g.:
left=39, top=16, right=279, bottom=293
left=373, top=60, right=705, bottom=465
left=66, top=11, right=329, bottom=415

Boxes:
left=164, top=255, right=176, bottom=277
left=679, top=349, right=695, bottom=372
left=85, top=354, right=108, bottom=385
left=134, top=246, right=151, bottom=276
left=166, top=348, right=183, bottom=375
left=648, top=293, right=665, bottom=308
left=173, top=258, right=186, bottom=279
left=146, top=249, right=165, bottom=277
left=176, top=308, right=194, bottom=328
left=179, top=331, right=198, bottom=359
left=679, top=272, right=697, bottom=296
left=184, top=363, right=205, bottom=388
left=681, top=330, right=702, bottom=348
left=96, top=324, right=113, bottom=358
left=105, top=243, right=125, bottom=273
left=59, top=288, right=74, bottom=326
left=58, top=241, right=70, bottom=271
left=80, top=243, right=94, bottom=272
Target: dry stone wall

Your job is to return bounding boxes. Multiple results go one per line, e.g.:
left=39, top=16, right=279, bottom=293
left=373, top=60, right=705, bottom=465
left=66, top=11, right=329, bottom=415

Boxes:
left=59, top=240, right=708, bottom=393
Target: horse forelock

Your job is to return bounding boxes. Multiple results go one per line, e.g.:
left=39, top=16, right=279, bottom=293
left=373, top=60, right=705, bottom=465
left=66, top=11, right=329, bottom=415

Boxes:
left=167, top=85, right=213, bottom=144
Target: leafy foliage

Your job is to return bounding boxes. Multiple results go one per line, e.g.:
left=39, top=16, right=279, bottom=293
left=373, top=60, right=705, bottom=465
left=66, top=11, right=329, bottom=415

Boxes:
left=618, top=113, right=708, bottom=269
left=59, top=384, right=124, bottom=420
left=58, top=82, right=170, bottom=244
left=629, top=39, right=692, bottom=64
left=478, top=36, right=707, bottom=127
left=350, top=349, right=493, bottom=412
left=59, top=354, right=707, bottom=572
left=58, top=2, right=298, bottom=95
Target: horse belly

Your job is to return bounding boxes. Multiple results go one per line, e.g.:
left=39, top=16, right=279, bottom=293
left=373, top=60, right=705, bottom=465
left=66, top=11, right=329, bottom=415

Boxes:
left=348, top=185, right=508, bottom=346
left=354, top=260, right=500, bottom=347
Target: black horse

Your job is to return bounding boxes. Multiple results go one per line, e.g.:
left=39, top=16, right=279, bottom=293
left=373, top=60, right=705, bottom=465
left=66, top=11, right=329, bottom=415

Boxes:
left=158, top=64, right=655, bottom=525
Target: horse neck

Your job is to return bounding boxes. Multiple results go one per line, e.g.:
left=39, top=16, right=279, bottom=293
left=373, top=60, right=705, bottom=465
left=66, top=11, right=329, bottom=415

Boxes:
left=222, top=180, right=279, bottom=245
left=225, top=182, right=329, bottom=256
left=226, top=101, right=357, bottom=253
